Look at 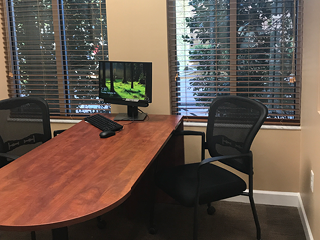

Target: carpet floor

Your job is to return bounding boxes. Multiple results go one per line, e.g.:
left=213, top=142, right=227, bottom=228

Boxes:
left=0, top=201, right=306, bottom=240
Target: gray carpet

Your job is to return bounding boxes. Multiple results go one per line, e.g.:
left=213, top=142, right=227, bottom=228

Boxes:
left=0, top=201, right=306, bottom=240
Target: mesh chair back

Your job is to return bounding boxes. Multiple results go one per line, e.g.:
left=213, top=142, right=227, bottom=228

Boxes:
left=0, top=97, right=51, bottom=167
left=206, top=96, right=267, bottom=174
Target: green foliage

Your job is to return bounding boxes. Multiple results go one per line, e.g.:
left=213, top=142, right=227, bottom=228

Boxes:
left=10, top=0, right=108, bottom=113
left=179, top=0, right=297, bottom=118
left=188, top=44, right=230, bottom=103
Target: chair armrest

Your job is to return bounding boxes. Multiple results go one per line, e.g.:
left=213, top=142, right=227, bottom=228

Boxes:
left=174, top=130, right=204, bottom=136
left=174, top=130, right=206, bottom=160
left=191, top=151, right=252, bottom=207
left=53, top=129, right=66, bottom=137
left=0, top=153, right=20, bottom=161
left=199, top=151, right=252, bottom=167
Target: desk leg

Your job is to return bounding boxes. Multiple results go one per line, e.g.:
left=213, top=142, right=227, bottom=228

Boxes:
left=52, top=227, right=68, bottom=240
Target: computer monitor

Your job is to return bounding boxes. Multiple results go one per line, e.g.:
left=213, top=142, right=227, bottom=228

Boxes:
left=99, top=61, right=152, bottom=121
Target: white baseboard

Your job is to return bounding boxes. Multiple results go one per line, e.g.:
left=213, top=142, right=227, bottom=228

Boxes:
left=225, top=190, right=299, bottom=206
left=297, top=194, right=314, bottom=240
left=224, top=190, right=314, bottom=240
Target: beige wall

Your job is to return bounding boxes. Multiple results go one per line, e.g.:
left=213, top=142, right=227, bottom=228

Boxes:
left=105, top=0, right=302, bottom=193
left=50, top=0, right=172, bottom=138
left=0, top=17, right=8, bottom=100
left=1, top=0, right=318, bottom=238
left=184, top=126, right=301, bottom=192
left=0, top=0, right=302, bottom=196
left=300, top=0, right=320, bottom=238
left=107, top=0, right=171, bottom=115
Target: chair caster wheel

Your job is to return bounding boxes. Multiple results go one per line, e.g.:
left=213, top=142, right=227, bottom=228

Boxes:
left=207, top=206, right=216, bottom=215
left=149, top=226, right=157, bottom=234
left=97, top=219, right=106, bottom=229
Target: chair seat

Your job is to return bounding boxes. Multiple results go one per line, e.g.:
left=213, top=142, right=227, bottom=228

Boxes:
left=155, top=163, right=247, bottom=207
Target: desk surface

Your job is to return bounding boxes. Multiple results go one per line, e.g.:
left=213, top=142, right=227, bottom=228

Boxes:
left=0, top=114, right=182, bottom=231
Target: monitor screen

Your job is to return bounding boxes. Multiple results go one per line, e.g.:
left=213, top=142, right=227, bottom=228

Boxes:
left=99, top=61, right=152, bottom=106
left=99, top=61, right=152, bottom=120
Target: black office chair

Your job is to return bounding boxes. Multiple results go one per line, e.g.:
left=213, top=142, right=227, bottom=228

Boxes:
left=0, top=97, right=51, bottom=167
left=0, top=97, right=51, bottom=240
left=150, top=96, right=268, bottom=240
left=0, top=97, right=106, bottom=239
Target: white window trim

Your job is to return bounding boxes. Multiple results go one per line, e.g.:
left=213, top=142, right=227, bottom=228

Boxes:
left=50, top=119, right=300, bottom=130
left=183, top=121, right=300, bottom=130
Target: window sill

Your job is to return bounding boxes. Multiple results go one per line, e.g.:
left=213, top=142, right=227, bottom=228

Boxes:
left=183, top=121, right=301, bottom=130
left=50, top=118, right=301, bottom=130
left=50, top=119, right=81, bottom=124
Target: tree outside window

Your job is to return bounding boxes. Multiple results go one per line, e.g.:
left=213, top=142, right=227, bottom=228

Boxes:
left=170, top=0, right=301, bottom=124
left=3, top=0, right=109, bottom=117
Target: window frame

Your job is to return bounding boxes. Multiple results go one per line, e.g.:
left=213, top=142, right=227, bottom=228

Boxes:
left=1, top=0, right=109, bottom=119
left=167, top=0, right=302, bottom=125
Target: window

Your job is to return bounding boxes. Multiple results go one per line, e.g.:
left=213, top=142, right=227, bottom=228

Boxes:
left=168, top=0, right=302, bottom=125
left=1, top=0, right=109, bottom=118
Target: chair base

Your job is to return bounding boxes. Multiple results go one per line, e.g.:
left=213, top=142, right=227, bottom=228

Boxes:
left=207, top=203, right=216, bottom=215
left=97, top=216, right=106, bottom=229
left=148, top=225, right=157, bottom=235
left=31, top=231, right=36, bottom=240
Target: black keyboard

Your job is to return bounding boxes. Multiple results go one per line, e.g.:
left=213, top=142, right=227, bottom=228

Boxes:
left=84, top=114, right=123, bottom=132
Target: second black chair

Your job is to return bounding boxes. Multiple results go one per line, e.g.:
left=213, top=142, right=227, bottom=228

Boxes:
left=0, top=97, right=51, bottom=168
left=150, top=95, right=268, bottom=240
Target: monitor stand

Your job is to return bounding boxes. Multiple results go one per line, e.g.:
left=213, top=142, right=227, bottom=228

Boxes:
left=114, top=106, right=147, bottom=121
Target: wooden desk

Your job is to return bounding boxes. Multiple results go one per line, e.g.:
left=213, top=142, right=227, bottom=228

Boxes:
left=0, top=114, right=184, bottom=239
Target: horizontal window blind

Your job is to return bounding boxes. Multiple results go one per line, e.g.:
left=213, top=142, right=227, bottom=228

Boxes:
left=1, top=0, right=109, bottom=118
left=168, top=0, right=302, bottom=125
